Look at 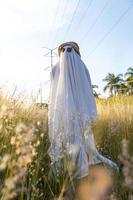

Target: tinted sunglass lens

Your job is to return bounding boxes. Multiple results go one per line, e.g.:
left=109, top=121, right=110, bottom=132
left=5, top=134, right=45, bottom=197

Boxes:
left=67, top=48, right=72, bottom=52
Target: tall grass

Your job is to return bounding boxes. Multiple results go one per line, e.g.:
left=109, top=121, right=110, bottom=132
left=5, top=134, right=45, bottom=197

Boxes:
left=0, top=92, right=133, bottom=200
left=95, top=96, right=133, bottom=158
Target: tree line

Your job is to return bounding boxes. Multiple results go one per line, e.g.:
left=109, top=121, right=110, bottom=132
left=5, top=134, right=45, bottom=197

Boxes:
left=93, top=67, right=133, bottom=97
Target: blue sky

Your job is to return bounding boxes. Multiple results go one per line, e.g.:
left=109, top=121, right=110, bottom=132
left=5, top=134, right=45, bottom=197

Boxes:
left=0, top=0, right=133, bottom=102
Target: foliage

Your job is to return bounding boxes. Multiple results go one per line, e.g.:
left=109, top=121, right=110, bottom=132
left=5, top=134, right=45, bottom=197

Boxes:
left=0, top=91, right=133, bottom=199
left=103, top=67, right=133, bottom=96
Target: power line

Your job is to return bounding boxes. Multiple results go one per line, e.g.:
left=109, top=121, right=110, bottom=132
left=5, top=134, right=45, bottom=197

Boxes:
left=45, top=0, right=61, bottom=47
left=71, top=0, right=94, bottom=37
left=80, top=0, right=110, bottom=42
left=61, top=0, right=69, bottom=21
left=51, top=0, right=69, bottom=47
left=78, top=0, right=94, bottom=25
left=63, top=0, right=81, bottom=41
left=86, top=3, right=133, bottom=57
left=57, top=0, right=93, bottom=45
left=37, top=80, right=50, bottom=104
left=37, top=47, right=58, bottom=104
left=42, top=47, right=58, bottom=70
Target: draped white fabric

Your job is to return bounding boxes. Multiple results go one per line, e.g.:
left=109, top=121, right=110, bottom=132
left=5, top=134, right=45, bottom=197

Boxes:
left=48, top=45, right=118, bottom=179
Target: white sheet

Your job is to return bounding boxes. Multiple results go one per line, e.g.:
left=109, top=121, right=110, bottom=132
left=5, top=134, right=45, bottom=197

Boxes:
left=48, top=45, right=118, bottom=179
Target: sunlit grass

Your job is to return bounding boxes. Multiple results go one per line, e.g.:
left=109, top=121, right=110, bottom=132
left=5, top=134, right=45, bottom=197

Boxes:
left=0, top=91, right=133, bottom=199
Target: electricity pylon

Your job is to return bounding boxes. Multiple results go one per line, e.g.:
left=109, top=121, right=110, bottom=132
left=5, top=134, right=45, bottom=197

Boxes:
left=42, top=46, right=58, bottom=72
left=38, top=47, right=58, bottom=104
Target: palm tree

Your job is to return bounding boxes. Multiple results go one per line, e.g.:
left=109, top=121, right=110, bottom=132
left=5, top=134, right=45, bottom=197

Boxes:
left=124, top=67, right=133, bottom=95
left=125, top=67, right=133, bottom=77
left=118, top=83, right=128, bottom=95
left=103, top=73, right=123, bottom=96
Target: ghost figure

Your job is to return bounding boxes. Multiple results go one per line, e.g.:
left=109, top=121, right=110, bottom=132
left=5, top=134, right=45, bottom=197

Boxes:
left=48, top=41, right=118, bottom=179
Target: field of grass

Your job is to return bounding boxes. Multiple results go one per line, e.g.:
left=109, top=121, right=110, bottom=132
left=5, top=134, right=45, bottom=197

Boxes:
left=0, top=93, right=133, bottom=200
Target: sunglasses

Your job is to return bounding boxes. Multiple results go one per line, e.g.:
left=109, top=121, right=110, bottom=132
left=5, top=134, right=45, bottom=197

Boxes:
left=61, top=47, right=72, bottom=53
